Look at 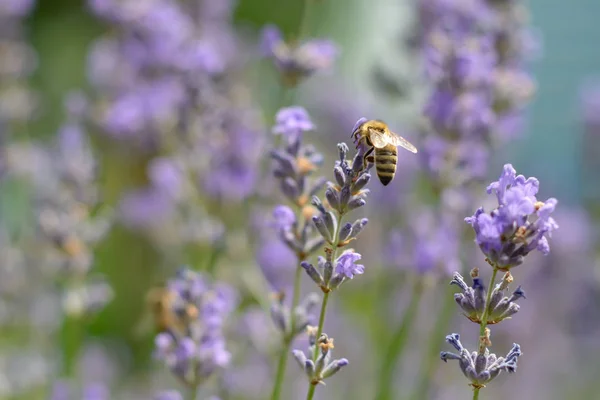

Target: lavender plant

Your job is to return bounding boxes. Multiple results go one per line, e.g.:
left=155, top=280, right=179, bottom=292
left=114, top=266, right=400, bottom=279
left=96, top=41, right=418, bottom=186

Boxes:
left=294, top=136, right=372, bottom=399
left=441, top=164, right=558, bottom=398
left=153, top=268, right=237, bottom=399
left=267, top=106, right=327, bottom=400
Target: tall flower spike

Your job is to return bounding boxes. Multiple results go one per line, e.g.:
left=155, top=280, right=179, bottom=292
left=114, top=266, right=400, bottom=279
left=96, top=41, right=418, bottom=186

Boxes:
left=440, top=333, right=522, bottom=388
left=261, top=25, right=338, bottom=86
left=465, top=164, right=559, bottom=269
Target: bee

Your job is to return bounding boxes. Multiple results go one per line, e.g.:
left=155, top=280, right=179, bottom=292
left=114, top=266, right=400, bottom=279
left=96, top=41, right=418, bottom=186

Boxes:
left=351, top=120, right=417, bottom=186
left=146, top=286, right=178, bottom=333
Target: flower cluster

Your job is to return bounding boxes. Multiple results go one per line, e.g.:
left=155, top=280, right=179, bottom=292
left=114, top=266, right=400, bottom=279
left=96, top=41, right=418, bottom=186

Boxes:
left=440, top=333, right=522, bottom=389
left=451, top=269, right=525, bottom=325
left=154, top=268, right=237, bottom=387
left=261, top=25, right=338, bottom=87
left=441, top=164, right=557, bottom=394
left=300, top=141, right=371, bottom=292
left=89, top=0, right=263, bottom=251
left=266, top=107, right=326, bottom=338
left=290, top=130, right=373, bottom=398
left=465, top=164, right=558, bottom=269
left=5, top=96, right=113, bottom=317
left=418, top=0, right=536, bottom=187
left=293, top=332, right=348, bottom=386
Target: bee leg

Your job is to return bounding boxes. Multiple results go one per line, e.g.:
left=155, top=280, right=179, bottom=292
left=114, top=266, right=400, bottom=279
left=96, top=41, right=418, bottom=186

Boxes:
left=362, top=147, right=374, bottom=168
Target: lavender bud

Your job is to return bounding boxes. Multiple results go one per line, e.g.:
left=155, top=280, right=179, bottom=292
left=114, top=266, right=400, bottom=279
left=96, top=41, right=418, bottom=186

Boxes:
left=323, top=259, right=333, bottom=284
left=334, top=166, right=346, bottom=187
left=293, top=349, right=307, bottom=369
left=472, top=278, right=485, bottom=313
left=281, top=177, right=300, bottom=201
left=304, top=359, right=316, bottom=378
left=321, top=211, right=337, bottom=240
left=311, top=196, right=327, bottom=213
left=325, top=187, right=340, bottom=211
left=350, top=152, right=363, bottom=173
left=301, top=261, right=324, bottom=286
left=321, top=358, right=349, bottom=379
left=347, top=197, right=366, bottom=211
left=339, top=185, right=351, bottom=208
left=338, top=222, right=353, bottom=243
left=337, top=142, right=349, bottom=163
left=351, top=173, right=371, bottom=193
left=328, top=274, right=345, bottom=290
left=349, top=218, right=368, bottom=240
left=270, top=298, right=289, bottom=334
left=312, top=215, right=333, bottom=243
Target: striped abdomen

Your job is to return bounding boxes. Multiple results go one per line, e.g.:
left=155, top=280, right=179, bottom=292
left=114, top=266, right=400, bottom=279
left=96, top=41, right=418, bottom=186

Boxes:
left=375, top=144, right=397, bottom=186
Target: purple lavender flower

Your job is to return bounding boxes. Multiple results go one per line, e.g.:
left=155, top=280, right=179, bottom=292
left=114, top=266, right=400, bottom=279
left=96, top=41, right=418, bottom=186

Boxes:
left=154, top=268, right=237, bottom=386
left=465, top=164, right=558, bottom=269
left=334, top=250, right=364, bottom=279
left=260, top=24, right=338, bottom=86
left=273, top=106, right=315, bottom=140
left=256, top=237, right=297, bottom=291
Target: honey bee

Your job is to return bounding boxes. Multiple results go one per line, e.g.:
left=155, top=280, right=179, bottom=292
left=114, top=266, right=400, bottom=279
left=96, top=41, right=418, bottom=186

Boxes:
left=351, top=120, right=417, bottom=186
left=146, top=286, right=177, bottom=333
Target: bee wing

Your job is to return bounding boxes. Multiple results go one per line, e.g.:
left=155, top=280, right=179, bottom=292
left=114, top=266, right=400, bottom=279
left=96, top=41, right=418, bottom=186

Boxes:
left=387, top=131, right=418, bottom=153
left=368, top=128, right=391, bottom=148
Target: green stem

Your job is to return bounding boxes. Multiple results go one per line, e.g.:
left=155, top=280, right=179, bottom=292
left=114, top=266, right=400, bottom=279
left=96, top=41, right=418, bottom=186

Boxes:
left=60, top=314, right=84, bottom=377
left=271, top=337, right=292, bottom=400
left=470, top=268, right=499, bottom=400
left=306, top=291, right=330, bottom=400
left=270, top=263, right=304, bottom=400
left=410, top=285, right=457, bottom=400
left=375, top=279, right=424, bottom=400
left=478, top=268, right=499, bottom=347
left=185, top=385, right=197, bottom=400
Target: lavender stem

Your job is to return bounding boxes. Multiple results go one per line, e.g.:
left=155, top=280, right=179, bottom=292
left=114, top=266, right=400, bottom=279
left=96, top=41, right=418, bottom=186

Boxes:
left=305, top=209, right=343, bottom=400
left=271, top=261, right=304, bottom=400
left=306, top=291, right=330, bottom=400
left=472, top=267, right=499, bottom=400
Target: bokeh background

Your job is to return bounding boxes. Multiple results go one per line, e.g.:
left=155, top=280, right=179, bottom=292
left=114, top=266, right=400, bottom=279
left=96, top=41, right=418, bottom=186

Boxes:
left=2, top=0, right=600, bottom=399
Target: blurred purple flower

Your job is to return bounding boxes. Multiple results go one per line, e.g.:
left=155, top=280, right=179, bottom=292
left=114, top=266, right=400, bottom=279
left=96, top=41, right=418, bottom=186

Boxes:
left=272, top=106, right=315, bottom=139
left=154, top=268, right=237, bottom=385
left=148, top=157, right=183, bottom=199
left=119, top=188, right=174, bottom=228
left=272, top=205, right=296, bottom=231
left=0, top=0, right=35, bottom=17
left=256, top=238, right=296, bottom=291
left=154, top=391, right=183, bottom=400
left=260, top=24, right=338, bottom=86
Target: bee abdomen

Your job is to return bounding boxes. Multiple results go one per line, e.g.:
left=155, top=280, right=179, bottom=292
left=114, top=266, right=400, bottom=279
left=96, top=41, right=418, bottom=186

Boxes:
left=375, top=147, right=397, bottom=186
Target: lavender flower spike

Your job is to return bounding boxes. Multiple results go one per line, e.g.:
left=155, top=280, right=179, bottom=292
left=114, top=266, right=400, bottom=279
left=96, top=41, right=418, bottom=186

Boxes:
left=465, top=164, right=558, bottom=269
left=261, top=24, right=338, bottom=86
left=440, top=333, right=522, bottom=388
left=153, top=268, right=237, bottom=386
